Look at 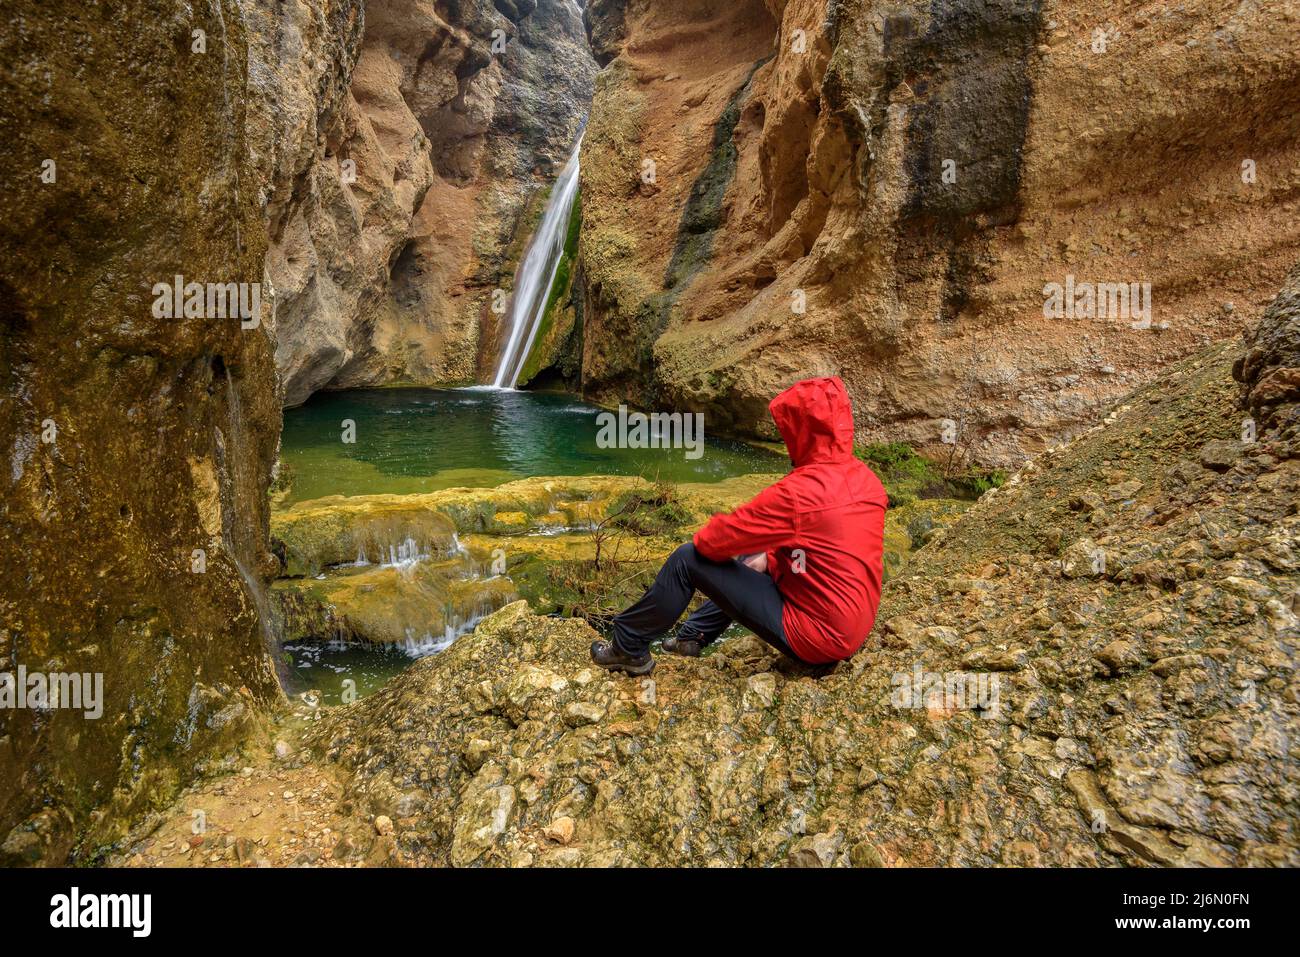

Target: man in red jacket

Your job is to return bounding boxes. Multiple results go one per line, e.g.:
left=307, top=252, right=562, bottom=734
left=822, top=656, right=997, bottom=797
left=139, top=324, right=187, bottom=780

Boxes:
left=591, top=376, right=888, bottom=675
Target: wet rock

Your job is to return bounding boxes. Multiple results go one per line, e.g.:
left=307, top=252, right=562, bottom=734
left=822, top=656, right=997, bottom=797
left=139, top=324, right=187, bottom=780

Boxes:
left=1234, top=265, right=1300, bottom=429
left=1001, top=841, right=1042, bottom=867
left=1106, top=480, right=1144, bottom=502
left=1069, top=492, right=1104, bottom=513
left=951, top=576, right=993, bottom=595
left=365, top=835, right=401, bottom=867
left=0, top=824, right=46, bottom=867
left=744, top=673, right=778, bottom=710
left=0, top=0, right=283, bottom=862
left=464, top=739, right=494, bottom=772
left=503, top=666, right=570, bottom=719
left=450, top=775, right=516, bottom=867
left=332, top=835, right=361, bottom=861
left=882, top=617, right=921, bottom=648
left=1151, top=654, right=1207, bottom=678
left=373, top=815, right=394, bottom=837
left=960, top=646, right=1029, bottom=672
left=849, top=842, right=885, bottom=868
left=293, top=848, right=322, bottom=867
left=920, top=626, right=961, bottom=649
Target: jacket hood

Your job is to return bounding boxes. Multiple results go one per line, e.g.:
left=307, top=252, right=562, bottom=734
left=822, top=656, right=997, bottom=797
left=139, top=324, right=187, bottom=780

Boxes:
left=769, top=376, right=856, bottom=466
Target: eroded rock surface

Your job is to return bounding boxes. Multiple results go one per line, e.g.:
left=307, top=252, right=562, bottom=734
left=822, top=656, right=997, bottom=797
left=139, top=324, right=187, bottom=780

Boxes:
left=0, top=0, right=284, bottom=863
left=575, top=0, right=1300, bottom=467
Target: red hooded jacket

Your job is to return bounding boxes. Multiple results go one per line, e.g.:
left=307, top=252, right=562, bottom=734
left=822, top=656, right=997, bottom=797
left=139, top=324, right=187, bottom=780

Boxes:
left=693, top=377, right=887, bottom=663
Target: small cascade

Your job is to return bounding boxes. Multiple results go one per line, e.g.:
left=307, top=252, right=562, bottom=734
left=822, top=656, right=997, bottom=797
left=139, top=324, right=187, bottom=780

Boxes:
left=381, top=536, right=428, bottom=569
left=345, top=533, right=467, bottom=570
left=526, top=520, right=599, bottom=537
left=491, top=136, right=583, bottom=389
left=448, top=533, right=468, bottom=558
left=397, top=596, right=510, bottom=658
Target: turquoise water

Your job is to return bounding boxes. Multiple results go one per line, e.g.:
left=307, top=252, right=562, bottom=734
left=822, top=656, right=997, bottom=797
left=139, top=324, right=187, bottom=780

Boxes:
left=280, top=387, right=786, bottom=504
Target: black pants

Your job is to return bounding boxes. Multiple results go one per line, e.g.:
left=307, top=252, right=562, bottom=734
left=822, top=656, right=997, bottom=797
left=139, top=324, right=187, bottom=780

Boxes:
left=612, top=543, right=799, bottom=661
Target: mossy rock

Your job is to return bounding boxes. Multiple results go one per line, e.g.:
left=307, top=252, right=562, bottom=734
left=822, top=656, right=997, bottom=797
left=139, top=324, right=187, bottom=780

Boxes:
left=273, top=559, right=517, bottom=647
left=272, top=498, right=459, bottom=577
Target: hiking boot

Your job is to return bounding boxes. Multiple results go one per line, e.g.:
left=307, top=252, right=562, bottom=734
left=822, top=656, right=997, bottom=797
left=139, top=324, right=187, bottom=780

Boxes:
left=590, top=640, right=655, bottom=676
left=662, top=634, right=702, bottom=657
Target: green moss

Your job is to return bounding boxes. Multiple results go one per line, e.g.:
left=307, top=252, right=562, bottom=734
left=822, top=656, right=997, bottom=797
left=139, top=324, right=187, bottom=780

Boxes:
left=605, top=482, right=693, bottom=537
left=501, top=183, right=554, bottom=275
left=855, top=442, right=1004, bottom=507
left=272, top=502, right=458, bottom=576
left=663, top=56, right=769, bottom=292
left=270, top=461, right=295, bottom=494
left=856, top=442, right=941, bottom=506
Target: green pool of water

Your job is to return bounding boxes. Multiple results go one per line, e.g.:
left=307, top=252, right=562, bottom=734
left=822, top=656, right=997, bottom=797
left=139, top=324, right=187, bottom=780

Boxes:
left=281, top=641, right=417, bottom=706
left=280, top=387, right=786, bottom=504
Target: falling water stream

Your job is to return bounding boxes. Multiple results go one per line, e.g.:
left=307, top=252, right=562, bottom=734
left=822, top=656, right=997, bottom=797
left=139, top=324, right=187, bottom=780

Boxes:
left=492, top=136, right=583, bottom=388
left=221, top=367, right=289, bottom=688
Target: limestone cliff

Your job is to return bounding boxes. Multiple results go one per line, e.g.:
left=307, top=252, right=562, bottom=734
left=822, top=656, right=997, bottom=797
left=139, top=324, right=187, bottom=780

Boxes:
left=305, top=268, right=1300, bottom=866
left=0, top=0, right=284, bottom=863
left=575, top=0, right=1300, bottom=467
left=259, top=0, right=596, bottom=406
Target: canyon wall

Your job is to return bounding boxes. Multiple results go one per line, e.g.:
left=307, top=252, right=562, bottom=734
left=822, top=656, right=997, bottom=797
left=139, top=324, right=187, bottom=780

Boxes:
left=0, top=0, right=596, bottom=863
left=575, top=0, right=1300, bottom=466
left=260, top=0, right=596, bottom=406
left=0, top=0, right=284, bottom=863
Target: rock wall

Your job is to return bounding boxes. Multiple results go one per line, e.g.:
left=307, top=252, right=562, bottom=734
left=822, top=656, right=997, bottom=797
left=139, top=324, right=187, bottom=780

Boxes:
left=575, top=0, right=1300, bottom=467
left=261, top=0, right=596, bottom=406
left=307, top=267, right=1300, bottom=867
left=0, top=0, right=284, bottom=863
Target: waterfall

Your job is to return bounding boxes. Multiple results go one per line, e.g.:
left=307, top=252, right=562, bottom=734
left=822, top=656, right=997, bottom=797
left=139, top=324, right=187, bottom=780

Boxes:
left=220, top=366, right=289, bottom=688
left=491, top=136, right=582, bottom=388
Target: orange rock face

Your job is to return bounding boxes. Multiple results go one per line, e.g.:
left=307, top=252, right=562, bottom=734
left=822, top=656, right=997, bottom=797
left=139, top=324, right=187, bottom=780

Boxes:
left=576, top=0, right=1300, bottom=466
left=256, top=0, right=595, bottom=406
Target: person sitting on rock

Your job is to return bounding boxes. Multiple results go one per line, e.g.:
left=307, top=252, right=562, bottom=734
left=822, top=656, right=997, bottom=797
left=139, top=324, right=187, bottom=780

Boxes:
left=591, top=376, right=888, bottom=675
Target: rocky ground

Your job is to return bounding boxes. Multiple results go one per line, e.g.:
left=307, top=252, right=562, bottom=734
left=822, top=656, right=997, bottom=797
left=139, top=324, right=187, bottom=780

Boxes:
left=115, top=268, right=1300, bottom=867
left=107, top=699, right=401, bottom=868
